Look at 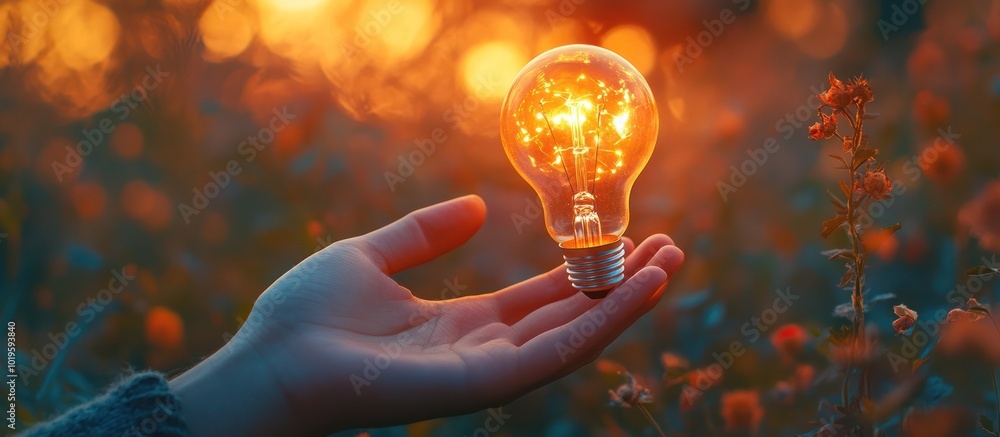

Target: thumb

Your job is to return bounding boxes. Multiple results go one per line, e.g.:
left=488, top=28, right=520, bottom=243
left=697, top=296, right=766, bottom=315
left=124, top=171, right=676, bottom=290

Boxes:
left=342, top=195, right=487, bottom=275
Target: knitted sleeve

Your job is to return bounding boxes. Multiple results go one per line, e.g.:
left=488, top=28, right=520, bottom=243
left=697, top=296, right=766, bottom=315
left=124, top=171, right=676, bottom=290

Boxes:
left=20, top=371, right=188, bottom=437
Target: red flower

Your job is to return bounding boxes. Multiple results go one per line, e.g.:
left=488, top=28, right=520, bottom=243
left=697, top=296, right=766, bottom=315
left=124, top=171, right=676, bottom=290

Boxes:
left=818, top=72, right=853, bottom=110
left=770, top=323, right=808, bottom=361
left=959, top=179, right=1000, bottom=253
left=860, top=170, right=893, bottom=200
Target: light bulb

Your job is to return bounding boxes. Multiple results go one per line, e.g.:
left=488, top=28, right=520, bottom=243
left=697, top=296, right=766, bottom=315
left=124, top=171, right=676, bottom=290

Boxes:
left=500, top=44, right=658, bottom=299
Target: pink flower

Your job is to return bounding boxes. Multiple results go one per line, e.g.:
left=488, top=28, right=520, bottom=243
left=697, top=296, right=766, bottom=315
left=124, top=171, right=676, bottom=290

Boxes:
left=608, top=372, right=653, bottom=408
left=892, top=304, right=918, bottom=335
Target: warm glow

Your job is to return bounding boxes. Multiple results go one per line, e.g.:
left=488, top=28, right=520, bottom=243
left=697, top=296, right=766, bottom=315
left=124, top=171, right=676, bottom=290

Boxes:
left=374, top=0, right=437, bottom=62
left=765, top=0, right=819, bottom=39
left=52, top=0, right=120, bottom=70
left=200, top=3, right=254, bottom=61
left=600, top=25, right=657, bottom=76
left=460, top=41, right=527, bottom=101
left=261, top=0, right=328, bottom=12
left=795, top=3, right=848, bottom=58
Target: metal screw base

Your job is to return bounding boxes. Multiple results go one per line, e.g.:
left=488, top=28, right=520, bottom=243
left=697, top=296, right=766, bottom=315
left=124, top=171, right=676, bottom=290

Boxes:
left=560, top=237, right=626, bottom=299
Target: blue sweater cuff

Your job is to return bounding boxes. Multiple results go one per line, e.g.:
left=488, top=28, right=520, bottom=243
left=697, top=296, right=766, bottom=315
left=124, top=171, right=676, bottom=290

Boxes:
left=21, top=371, right=187, bottom=437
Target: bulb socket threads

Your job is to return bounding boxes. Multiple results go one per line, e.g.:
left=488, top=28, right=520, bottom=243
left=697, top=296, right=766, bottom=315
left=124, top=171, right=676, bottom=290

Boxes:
left=560, top=237, right=626, bottom=299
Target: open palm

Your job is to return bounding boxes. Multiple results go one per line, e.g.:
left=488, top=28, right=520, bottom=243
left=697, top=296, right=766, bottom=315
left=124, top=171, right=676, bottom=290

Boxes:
left=172, top=195, right=684, bottom=436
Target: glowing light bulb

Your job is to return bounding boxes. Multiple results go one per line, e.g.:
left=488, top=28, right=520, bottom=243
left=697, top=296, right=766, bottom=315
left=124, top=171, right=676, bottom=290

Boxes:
left=500, top=44, right=659, bottom=299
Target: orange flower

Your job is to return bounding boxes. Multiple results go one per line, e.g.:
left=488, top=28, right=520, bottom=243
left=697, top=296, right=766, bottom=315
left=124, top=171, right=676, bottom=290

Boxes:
left=720, top=390, right=764, bottom=432
left=145, top=306, right=185, bottom=349
left=958, top=179, right=1000, bottom=253
left=791, top=364, right=814, bottom=390
left=859, top=170, right=893, bottom=200
left=940, top=302, right=1000, bottom=364
left=770, top=323, right=808, bottom=360
left=850, top=77, right=874, bottom=104
left=902, top=408, right=976, bottom=437
left=919, top=141, right=965, bottom=184
left=818, top=72, right=853, bottom=110
left=913, top=90, right=950, bottom=128
left=808, top=113, right=838, bottom=140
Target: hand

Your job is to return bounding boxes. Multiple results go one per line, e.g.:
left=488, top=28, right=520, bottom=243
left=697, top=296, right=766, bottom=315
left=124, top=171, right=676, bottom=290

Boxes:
left=170, top=195, right=684, bottom=435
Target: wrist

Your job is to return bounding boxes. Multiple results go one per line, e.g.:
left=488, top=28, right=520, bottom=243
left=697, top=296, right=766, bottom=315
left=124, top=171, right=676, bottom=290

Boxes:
left=169, top=337, right=300, bottom=436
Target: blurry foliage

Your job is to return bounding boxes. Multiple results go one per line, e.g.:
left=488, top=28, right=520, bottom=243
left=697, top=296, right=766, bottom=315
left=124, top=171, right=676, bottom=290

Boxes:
left=1, top=0, right=1000, bottom=435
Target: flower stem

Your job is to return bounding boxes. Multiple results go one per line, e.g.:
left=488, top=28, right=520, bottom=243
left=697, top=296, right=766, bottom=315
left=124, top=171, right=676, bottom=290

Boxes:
left=636, top=403, right=666, bottom=437
left=992, top=366, right=1000, bottom=435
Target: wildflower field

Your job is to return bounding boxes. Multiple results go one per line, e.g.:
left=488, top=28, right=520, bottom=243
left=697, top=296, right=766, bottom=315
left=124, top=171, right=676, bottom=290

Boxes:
left=3, top=0, right=1000, bottom=435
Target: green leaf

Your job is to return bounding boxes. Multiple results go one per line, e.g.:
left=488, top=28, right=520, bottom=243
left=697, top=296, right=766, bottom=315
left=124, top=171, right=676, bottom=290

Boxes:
left=969, top=306, right=991, bottom=317
left=839, top=266, right=856, bottom=288
left=828, top=325, right=855, bottom=346
left=980, top=415, right=997, bottom=436
left=852, top=147, right=878, bottom=171
left=829, top=154, right=849, bottom=170
left=965, top=265, right=1000, bottom=277
left=839, top=180, right=851, bottom=197
left=822, top=215, right=847, bottom=239
left=827, top=191, right=847, bottom=210
left=822, top=249, right=853, bottom=261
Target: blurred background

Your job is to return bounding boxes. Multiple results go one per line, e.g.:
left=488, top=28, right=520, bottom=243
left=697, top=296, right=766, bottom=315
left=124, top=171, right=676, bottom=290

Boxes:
left=2, top=0, right=1000, bottom=435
